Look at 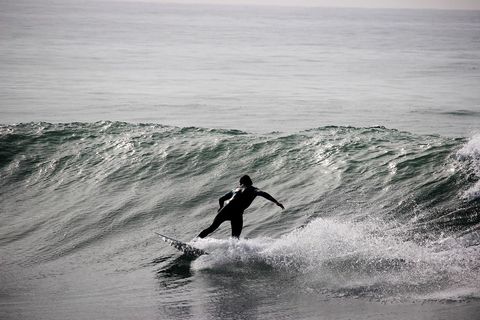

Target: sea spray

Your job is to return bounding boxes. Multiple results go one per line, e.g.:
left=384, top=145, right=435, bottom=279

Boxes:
left=456, top=134, right=480, bottom=200
left=192, top=217, right=480, bottom=300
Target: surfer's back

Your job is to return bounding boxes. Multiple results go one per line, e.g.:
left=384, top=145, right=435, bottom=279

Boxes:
left=229, top=185, right=258, bottom=211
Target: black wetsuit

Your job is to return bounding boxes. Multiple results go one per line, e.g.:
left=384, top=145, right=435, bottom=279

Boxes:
left=198, top=185, right=280, bottom=238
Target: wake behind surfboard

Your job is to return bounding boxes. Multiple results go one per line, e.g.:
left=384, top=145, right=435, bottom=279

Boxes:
left=156, top=232, right=208, bottom=257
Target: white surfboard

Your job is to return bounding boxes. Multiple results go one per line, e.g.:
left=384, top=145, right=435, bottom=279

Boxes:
left=156, top=232, right=208, bottom=257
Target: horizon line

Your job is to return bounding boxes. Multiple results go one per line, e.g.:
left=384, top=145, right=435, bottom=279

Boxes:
left=103, top=0, right=480, bottom=11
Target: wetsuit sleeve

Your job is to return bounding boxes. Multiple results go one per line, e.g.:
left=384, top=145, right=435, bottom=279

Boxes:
left=256, top=190, right=284, bottom=209
left=219, top=191, right=233, bottom=208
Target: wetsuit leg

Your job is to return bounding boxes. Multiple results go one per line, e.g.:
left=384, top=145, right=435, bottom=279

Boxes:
left=230, top=214, right=243, bottom=238
left=198, top=210, right=229, bottom=238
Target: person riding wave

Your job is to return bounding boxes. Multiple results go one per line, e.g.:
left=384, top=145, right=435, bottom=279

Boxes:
left=197, top=175, right=284, bottom=239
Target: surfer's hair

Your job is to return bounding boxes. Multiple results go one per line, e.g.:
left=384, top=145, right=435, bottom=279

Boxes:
left=240, top=175, right=253, bottom=186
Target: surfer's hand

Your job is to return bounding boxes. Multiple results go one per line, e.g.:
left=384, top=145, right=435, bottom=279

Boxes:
left=277, top=202, right=284, bottom=210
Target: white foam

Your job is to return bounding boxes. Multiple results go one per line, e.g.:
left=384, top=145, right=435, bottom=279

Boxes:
left=457, top=134, right=480, bottom=200
left=191, top=237, right=274, bottom=271
left=191, top=217, right=480, bottom=300
left=457, top=134, right=480, bottom=160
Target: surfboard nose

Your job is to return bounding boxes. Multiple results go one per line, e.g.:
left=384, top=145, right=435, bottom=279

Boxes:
left=156, top=232, right=208, bottom=257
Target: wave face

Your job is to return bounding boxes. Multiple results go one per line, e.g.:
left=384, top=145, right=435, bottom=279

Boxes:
left=0, top=122, right=479, bottom=302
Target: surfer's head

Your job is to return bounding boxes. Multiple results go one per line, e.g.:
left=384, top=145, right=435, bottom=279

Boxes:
left=240, top=175, right=253, bottom=187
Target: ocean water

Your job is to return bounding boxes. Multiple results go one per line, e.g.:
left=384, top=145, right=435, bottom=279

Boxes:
left=1, top=0, right=480, bottom=135
left=1, top=1, right=480, bottom=320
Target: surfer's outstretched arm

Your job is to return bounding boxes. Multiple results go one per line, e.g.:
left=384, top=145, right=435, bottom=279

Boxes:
left=257, top=190, right=284, bottom=209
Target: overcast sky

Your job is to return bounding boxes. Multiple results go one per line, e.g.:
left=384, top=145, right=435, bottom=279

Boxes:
left=144, top=0, right=480, bottom=10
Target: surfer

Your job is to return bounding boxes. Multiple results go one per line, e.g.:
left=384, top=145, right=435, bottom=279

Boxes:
left=197, top=175, right=284, bottom=239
